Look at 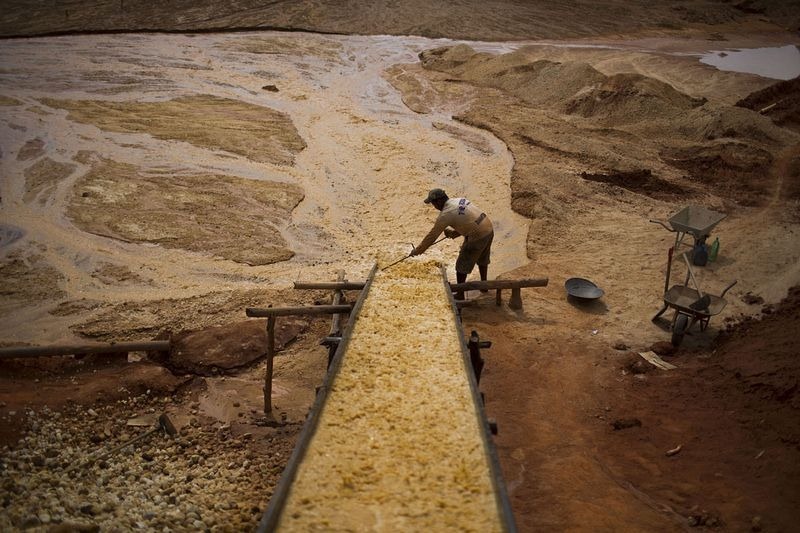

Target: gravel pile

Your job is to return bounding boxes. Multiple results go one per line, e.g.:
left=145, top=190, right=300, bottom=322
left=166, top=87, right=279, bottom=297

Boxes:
left=0, top=396, right=299, bottom=531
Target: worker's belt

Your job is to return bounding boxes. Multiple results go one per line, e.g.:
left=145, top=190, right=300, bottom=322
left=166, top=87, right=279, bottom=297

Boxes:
left=474, top=213, right=486, bottom=225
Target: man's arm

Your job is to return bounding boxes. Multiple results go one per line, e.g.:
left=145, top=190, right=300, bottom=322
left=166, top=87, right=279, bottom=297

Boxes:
left=411, top=216, right=449, bottom=255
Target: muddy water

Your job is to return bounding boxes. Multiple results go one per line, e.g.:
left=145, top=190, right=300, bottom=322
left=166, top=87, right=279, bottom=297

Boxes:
left=700, top=44, right=800, bottom=80
left=0, top=32, right=529, bottom=342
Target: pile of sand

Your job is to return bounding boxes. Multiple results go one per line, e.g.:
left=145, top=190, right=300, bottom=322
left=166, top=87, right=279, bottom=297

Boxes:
left=406, top=44, right=800, bottom=216
left=41, top=95, right=306, bottom=166
left=67, top=156, right=304, bottom=266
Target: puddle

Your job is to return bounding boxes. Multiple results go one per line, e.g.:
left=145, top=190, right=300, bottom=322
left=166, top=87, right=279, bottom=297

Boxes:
left=700, top=45, right=800, bottom=80
left=0, top=224, right=24, bottom=249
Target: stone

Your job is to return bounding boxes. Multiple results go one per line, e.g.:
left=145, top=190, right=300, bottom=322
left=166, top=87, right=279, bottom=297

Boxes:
left=48, top=523, right=100, bottom=533
left=21, top=516, right=41, bottom=528
left=649, top=341, right=676, bottom=356
left=79, top=503, right=96, bottom=516
left=31, top=455, right=45, bottom=467
left=169, top=319, right=309, bottom=375
left=611, top=418, right=642, bottom=430
left=262, top=85, right=279, bottom=92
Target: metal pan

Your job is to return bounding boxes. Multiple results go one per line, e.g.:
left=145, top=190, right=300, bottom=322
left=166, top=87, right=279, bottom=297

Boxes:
left=565, top=277, right=604, bottom=300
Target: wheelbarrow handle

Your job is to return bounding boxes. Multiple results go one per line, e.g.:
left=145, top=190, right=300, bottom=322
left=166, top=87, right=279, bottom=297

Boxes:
left=682, top=253, right=704, bottom=297
left=719, top=279, right=738, bottom=298
left=650, top=219, right=673, bottom=232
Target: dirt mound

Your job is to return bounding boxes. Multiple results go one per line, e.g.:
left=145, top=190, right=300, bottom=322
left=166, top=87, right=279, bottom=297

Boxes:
left=564, top=73, right=707, bottom=124
left=41, top=95, right=306, bottom=166
left=67, top=157, right=304, bottom=266
left=736, top=76, right=800, bottom=133
left=420, top=45, right=606, bottom=108
left=418, top=44, right=489, bottom=73
left=660, top=142, right=774, bottom=205
left=587, top=285, right=800, bottom=530
left=713, top=286, right=800, bottom=410
left=165, top=319, right=309, bottom=376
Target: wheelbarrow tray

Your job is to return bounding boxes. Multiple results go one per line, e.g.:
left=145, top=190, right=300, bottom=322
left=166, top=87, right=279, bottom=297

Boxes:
left=663, top=285, right=727, bottom=317
left=667, top=206, right=726, bottom=239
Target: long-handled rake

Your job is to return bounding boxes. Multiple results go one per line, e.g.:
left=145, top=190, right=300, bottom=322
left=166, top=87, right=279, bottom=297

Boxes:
left=381, top=236, right=447, bottom=271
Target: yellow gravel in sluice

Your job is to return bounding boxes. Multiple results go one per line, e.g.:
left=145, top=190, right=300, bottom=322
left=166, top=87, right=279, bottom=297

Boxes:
left=277, top=260, right=503, bottom=532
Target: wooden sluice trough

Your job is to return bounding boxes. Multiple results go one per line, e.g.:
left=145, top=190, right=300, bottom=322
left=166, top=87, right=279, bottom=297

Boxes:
left=245, top=262, right=547, bottom=532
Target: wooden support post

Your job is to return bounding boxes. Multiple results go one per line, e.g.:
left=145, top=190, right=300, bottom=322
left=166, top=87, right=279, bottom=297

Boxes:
left=509, top=287, right=523, bottom=310
left=467, top=331, right=486, bottom=384
left=495, top=289, right=502, bottom=306
left=264, top=316, right=276, bottom=416
left=327, top=271, right=346, bottom=368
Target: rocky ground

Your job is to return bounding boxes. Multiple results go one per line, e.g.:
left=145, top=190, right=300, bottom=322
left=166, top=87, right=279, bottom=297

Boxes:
left=0, top=396, right=299, bottom=532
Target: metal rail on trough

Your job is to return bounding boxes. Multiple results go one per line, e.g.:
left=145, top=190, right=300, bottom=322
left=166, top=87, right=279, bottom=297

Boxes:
left=440, top=265, right=517, bottom=532
left=258, top=264, right=516, bottom=532
left=256, top=264, right=379, bottom=532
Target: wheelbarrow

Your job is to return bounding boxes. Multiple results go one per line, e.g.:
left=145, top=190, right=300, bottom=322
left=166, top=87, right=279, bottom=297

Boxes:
left=652, top=248, right=737, bottom=346
left=650, top=205, right=726, bottom=252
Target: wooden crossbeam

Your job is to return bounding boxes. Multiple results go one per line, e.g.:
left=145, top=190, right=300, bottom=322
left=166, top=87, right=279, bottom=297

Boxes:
left=245, top=304, right=353, bottom=318
left=293, top=277, right=549, bottom=292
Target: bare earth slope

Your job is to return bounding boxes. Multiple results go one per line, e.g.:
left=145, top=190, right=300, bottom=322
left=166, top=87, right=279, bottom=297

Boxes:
left=2, top=0, right=800, bottom=40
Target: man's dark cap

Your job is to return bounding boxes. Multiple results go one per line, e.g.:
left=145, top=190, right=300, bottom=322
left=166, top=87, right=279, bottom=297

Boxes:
left=424, top=188, right=448, bottom=204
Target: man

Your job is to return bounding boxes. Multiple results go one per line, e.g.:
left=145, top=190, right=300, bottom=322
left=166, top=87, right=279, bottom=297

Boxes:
left=410, top=188, right=494, bottom=299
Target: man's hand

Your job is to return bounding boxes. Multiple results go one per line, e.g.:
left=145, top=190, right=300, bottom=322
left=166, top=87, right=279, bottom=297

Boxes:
left=444, top=228, right=460, bottom=239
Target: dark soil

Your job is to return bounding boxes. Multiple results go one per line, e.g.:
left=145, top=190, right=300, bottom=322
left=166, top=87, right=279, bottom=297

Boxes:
left=660, top=143, right=775, bottom=206
left=476, top=285, right=800, bottom=531
left=737, top=76, right=800, bottom=134
left=579, top=168, right=689, bottom=200
left=595, top=286, right=800, bottom=531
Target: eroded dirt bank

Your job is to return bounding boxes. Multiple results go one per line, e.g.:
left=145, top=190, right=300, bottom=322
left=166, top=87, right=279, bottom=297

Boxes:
left=2, top=0, right=800, bottom=41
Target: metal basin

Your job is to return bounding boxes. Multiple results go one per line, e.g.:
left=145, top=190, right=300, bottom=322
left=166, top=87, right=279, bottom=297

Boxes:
left=565, top=278, right=604, bottom=300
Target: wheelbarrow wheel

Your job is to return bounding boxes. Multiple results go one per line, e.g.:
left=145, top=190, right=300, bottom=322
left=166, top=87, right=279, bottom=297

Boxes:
left=671, top=314, right=689, bottom=346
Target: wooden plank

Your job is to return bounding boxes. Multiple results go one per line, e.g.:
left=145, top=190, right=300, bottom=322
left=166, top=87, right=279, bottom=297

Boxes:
left=293, top=281, right=366, bottom=291
left=450, top=278, right=548, bottom=291
left=329, top=271, right=346, bottom=336
left=264, top=316, right=276, bottom=415
left=0, top=341, right=170, bottom=359
left=638, top=351, right=677, bottom=370
left=294, top=278, right=549, bottom=292
left=246, top=304, right=353, bottom=317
